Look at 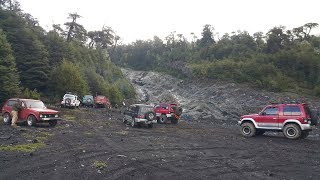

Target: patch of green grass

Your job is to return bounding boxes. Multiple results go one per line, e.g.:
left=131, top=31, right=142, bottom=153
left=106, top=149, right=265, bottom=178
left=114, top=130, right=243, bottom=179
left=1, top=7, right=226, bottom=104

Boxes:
left=63, top=114, right=76, bottom=121
left=84, top=132, right=94, bottom=136
left=115, top=131, right=128, bottom=135
left=0, top=143, right=45, bottom=152
left=92, top=160, right=107, bottom=169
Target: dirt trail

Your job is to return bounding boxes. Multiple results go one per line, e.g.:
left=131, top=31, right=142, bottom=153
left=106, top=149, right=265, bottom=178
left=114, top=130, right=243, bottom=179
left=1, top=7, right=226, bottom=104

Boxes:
left=1, top=108, right=320, bottom=180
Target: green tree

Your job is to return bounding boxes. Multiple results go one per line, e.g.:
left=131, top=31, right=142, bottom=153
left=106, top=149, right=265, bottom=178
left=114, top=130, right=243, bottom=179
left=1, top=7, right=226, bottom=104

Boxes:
left=64, top=13, right=87, bottom=44
left=0, top=29, right=20, bottom=103
left=49, top=60, right=89, bottom=97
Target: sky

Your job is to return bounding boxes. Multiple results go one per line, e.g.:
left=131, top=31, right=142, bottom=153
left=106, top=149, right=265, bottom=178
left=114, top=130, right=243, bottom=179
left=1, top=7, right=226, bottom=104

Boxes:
left=19, top=0, right=320, bottom=44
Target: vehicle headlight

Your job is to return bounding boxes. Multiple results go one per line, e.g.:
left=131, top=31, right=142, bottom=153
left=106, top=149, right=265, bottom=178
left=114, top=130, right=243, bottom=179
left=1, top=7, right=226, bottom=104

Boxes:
left=55, top=114, right=59, bottom=118
left=40, top=114, right=43, bottom=118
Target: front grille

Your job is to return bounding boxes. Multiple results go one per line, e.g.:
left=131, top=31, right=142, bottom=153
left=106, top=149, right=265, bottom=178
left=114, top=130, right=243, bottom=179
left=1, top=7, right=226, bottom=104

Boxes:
left=42, top=114, right=56, bottom=118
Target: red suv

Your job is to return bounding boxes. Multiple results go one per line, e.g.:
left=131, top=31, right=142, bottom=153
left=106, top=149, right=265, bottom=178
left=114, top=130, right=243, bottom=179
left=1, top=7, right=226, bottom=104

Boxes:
left=155, top=103, right=183, bottom=124
left=2, top=98, right=61, bottom=127
left=94, top=95, right=111, bottom=108
left=239, top=103, right=318, bottom=139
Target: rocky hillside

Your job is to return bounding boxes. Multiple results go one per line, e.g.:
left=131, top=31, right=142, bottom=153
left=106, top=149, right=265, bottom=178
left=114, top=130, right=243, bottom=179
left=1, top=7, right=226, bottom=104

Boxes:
left=122, top=68, right=320, bottom=122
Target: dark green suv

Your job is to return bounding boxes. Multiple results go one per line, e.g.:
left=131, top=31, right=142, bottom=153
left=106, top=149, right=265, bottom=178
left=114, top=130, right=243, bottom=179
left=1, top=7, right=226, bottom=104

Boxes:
left=82, top=95, right=94, bottom=107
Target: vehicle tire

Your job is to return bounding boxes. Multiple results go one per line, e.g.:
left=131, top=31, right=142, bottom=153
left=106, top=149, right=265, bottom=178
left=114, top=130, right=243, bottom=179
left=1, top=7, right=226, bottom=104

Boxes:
left=49, top=120, right=57, bottom=127
left=240, top=122, right=256, bottom=137
left=147, top=124, right=153, bottom=128
left=3, top=113, right=12, bottom=125
left=310, top=111, right=318, bottom=126
left=158, top=115, right=167, bottom=124
left=131, top=118, right=136, bottom=127
left=27, top=115, right=36, bottom=127
left=145, top=111, right=155, bottom=121
left=171, top=117, right=178, bottom=124
left=283, top=124, right=301, bottom=140
left=255, top=129, right=265, bottom=136
left=300, top=131, right=309, bottom=139
left=175, top=107, right=183, bottom=116
left=65, top=98, right=71, bottom=106
left=122, top=117, right=127, bottom=124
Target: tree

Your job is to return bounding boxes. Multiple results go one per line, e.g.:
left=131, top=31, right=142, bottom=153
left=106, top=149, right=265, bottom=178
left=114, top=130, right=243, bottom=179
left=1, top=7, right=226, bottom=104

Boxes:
left=199, top=24, right=215, bottom=48
left=0, top=29, right=20, bottom=103
left=49, top=60, right=89, bottom=97
left=64, top=13, right=87, bottom=43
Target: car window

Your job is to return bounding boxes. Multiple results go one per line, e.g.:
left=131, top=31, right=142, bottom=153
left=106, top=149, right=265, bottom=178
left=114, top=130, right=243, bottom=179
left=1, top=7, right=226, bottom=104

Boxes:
left=25, top=100, right=46, bottom=109
left=263, top=107, right=279, bottom=115
left=162, top=104, right=168, bottom=110
left=283, top=106, right=301, bottom=116
left=7, top=100, right=16, bottom=106
left=64, top=94, right=75, bottom=99
left=139, top=106, right=154, bottom=114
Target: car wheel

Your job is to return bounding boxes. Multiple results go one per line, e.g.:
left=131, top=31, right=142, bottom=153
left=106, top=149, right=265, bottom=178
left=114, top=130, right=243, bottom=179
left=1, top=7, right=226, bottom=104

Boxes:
left=3, top=113, right=12, bottom=125
left=300, top=131, right=309, bottom=139
left=240, top=122, right=256, bottom=137
left=27, top=115, right=36, bottom=127
left=49, top=120, right=57, bottom=127
left=283, top=124, right=301, bottom=140
left=171, top=118, right=178, bottom=124
left=145, top=111, right=155, bottom=121
left=131, top=118, right=136, bottom=127
left=255, top=129, right=265, bottom=136
left=122, top=117, right=127, bottom=124
left=158, top=115, right=167, bottom=124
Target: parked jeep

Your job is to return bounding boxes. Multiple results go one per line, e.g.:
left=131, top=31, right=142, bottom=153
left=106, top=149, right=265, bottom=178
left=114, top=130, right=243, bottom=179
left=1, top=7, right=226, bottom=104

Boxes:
left=122, top=104, right=157, bottom=128
left=94, top=95, right=110, bottom=108
left=61, top=93, right=81, bottom=108
left=82, top=95, right=94, bottom=107
left=155, top=103, right=183, bottom=124
left=2, top=98, right=61, bottom=127
left=239, top=103, right=318, bottom=139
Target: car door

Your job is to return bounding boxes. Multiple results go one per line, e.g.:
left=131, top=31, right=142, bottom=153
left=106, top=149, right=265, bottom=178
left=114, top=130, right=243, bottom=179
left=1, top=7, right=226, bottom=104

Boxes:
left=256, top=106, right=280, bottom=128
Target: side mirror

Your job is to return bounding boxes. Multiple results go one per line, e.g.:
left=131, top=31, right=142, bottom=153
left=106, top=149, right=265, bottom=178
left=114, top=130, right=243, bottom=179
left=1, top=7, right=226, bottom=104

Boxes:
left=261, top=112, right=266, bottom=115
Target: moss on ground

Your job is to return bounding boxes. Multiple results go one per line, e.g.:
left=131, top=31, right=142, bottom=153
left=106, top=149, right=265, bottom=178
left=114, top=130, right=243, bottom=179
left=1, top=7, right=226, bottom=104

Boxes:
left=92, top=160, right=107, bottom=169
left=0, top=143, right=45, bottom=152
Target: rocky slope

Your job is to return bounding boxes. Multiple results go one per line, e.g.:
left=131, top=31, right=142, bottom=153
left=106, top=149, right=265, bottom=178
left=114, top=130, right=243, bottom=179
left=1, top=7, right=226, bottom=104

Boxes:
left=122, top=68, right=320, bottom=122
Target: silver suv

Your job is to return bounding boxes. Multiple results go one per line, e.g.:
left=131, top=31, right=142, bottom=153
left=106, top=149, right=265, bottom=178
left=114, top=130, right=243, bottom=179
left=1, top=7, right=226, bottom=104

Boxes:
left=61, top=93, right=81, bottom=108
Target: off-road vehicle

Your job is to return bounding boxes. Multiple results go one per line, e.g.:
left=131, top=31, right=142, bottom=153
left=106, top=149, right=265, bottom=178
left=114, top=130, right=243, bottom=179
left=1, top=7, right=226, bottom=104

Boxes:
left=61, top=93, right=81, bottom=108
left=155, top=103, right=183, bottom=124
left=122, top=104, right=157, bottom=128
left=2, top=98, right=61, bottom=127
left=82, top=95, right=94, bottom=107
left=239, top=103, right=318, bottom=139
left=94, top=95, right=111, bottom=108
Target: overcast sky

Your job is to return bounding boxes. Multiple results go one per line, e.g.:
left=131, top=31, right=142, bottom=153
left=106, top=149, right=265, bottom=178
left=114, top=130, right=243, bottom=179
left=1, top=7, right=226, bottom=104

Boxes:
left=19, top=0, right=320, bottom=44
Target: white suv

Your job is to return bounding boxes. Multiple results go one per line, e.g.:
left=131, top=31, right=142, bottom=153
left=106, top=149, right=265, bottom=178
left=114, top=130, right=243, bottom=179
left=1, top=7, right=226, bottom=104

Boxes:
left=61, top=94, right=81, bottom=108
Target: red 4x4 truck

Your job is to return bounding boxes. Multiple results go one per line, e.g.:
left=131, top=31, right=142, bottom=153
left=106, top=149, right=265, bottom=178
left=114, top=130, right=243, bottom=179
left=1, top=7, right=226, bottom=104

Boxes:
left=239, top=103, right=318, bottom=139
left=155, top=103, right=183, bottom=124
left=2, top=98, right=61, bottom=127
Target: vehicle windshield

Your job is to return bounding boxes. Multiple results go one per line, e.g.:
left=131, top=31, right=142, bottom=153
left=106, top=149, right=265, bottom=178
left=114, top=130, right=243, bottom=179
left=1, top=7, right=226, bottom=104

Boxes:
left=83, top=95, right=93, bottom=99
left=25, top=100, right=46, bottom=109
left=64, top=94, right=75, bottom=100
left=97, top=96, right=105, bottom=99
left=139, top=106, right=154, bottom=113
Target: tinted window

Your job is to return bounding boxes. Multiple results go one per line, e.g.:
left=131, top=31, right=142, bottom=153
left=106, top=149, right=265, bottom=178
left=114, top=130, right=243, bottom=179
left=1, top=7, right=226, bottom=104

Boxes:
left=283, top=106, right=301, bottom=116
left=162, top=104, right=168, bottom=110
left=139, top=106, right=154, bottom=113
left=264, top=107, right=279, bottom=115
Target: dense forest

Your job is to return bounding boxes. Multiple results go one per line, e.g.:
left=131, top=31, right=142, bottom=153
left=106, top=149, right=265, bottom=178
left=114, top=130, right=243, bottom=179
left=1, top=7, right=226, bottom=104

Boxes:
left=111, top=23, right=320, bottom=96
left=0, top=0, right=135, bottom=105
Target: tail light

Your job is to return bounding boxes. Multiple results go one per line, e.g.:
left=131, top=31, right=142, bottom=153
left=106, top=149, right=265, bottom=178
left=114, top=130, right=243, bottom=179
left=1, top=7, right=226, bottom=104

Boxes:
left=136, top=114, right=144, bottom=118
